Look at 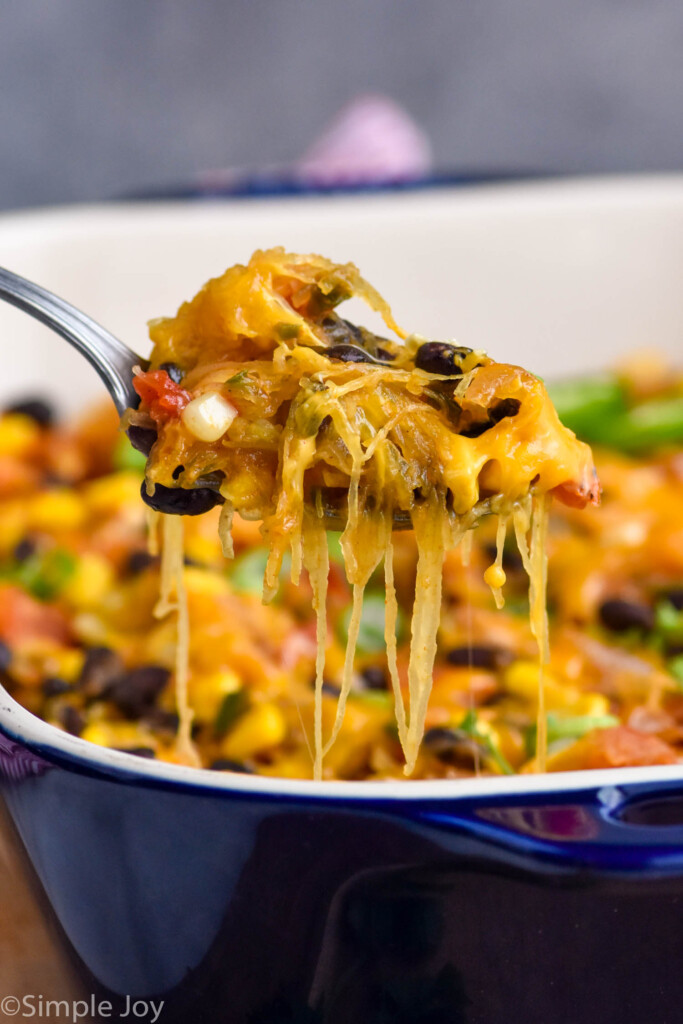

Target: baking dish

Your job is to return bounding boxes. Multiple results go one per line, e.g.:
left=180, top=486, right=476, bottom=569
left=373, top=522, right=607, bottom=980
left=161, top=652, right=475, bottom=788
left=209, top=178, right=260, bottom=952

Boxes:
left=1, top=178, right=683, bottom=1024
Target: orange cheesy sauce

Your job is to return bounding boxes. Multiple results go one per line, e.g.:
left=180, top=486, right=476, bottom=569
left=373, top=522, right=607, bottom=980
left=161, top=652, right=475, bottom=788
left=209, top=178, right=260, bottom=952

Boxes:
left=125, top=249, right=598, bottom=777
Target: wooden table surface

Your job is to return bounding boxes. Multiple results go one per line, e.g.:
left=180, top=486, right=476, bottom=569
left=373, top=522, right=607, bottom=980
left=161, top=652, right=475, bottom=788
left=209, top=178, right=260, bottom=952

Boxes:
left=0, top=798, right=88, bottom=1016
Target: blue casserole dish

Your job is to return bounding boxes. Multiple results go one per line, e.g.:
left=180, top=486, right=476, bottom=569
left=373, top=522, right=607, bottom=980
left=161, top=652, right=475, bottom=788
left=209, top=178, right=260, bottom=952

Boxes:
left=0, top=181, right=682, bottom=1023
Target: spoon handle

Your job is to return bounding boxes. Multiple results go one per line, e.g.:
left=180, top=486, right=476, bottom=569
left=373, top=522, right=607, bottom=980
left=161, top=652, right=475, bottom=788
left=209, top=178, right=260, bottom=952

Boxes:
left=0, top=266, right=143, bottom=414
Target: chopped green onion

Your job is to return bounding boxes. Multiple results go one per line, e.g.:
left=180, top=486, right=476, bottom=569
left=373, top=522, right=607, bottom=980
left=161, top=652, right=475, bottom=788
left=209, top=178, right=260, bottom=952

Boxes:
left=349, top=688, right=393, bottom=709
left=229, top=547, right=291, bottom=597
left=655, top=602, right=683, bottom=644
left=526, top=711, right=620, bottom=757
left=459, top=709, right=514, bottom=775
left=338, top=593, right=405, bottom=655
left=327, top=532, right=344, bottom=565
left=224, top=369, right=251, bottom=388
left=214, top=689, right=249, bottom=737
left=113, top=433, right=147, bottom=472
left=668, top=656, right=683, bottom=687
left=275, top=323, right=300, bottom=340
left=8, top=548, right=77, bottom=601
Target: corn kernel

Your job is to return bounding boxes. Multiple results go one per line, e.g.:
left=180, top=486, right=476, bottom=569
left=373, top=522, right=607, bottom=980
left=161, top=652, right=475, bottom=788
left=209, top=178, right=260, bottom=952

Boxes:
left=28, top=490, right=85, bottom=532
left=484, top=564, right=506, bottom=589
left=191, top=669, right=241, bottom=721
left=0, top=500, right=28, bottom=555
left=184, top=566, right=231, bottom=598
left=43, top=646, right=85, bottom=684
left=504, top=660, right=610, bottom=716
left=220, top=702, right=286, bottom=761
left=81, top=720, right=154, bottom=749
left=84, top=472, right=145, bottom=515
left=0, top=414, right=41, bottom=456
left=62, top=553, right=116, bottom=609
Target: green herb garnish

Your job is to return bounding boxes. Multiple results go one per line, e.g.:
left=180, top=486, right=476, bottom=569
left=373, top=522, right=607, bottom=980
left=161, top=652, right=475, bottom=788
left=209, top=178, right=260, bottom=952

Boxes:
left=275, top=323, right=300, bottom=341
left=338, top=593, right=406, bottom=655
left=214, top=689, right=249, bottom=737
left=5, top=548, right=78, bottom=601
left=525, top=711, right=620, bottom=758
left=229, top=547, right=291, bottom=597
left=459, top=709, right=514, bottom=775
left=668, top=656, right=683, bottom=687
left=224, top=369, right=251, bottom=388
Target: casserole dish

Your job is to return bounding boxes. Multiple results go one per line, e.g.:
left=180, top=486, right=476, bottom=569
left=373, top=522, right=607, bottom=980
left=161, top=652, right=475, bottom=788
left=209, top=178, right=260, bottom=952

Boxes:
left=1, top=178, right=683, bottom=1024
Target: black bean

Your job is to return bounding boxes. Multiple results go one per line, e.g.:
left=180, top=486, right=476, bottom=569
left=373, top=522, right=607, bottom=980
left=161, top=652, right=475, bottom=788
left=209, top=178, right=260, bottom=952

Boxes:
left=415, top=342, right=473, bottom=376
left=126, top=550, right=158, bottom=575
left=60, top=705, right=85, bottom=736
left=209, top=758, right=254, bottom=774
left=159, top=362, right=184, bottom=384
left=599, top=599, right=655, bottom=633
left=114, top=746, right=157, bottom=759
left=484, top=542, right=524, bottom=574
left=446, top=646, right=514, bottom=670
left=490, top=398, right=522, bottom=423
left=326, top=343, right=374, bottom=364
left=126, top=424, right=157, bottom=456
left=321, top=316, right=363, bottom=346
left=458, top=420, right=492, bottom=438
left=140, top=481, right=225, bottom=516
left=5, top=397, right=55, bottom=427
left=422, top=726, right=482, bottom=765
left=360, top=665, right=388, bottom=690
left=105, top=665, right=170, bottom=719
left=663, top=589, right=683, bottom=611
left=77, top=646, right=125, bottom=700
left=0, top=640, right=11, bottom=673
left=42, top=676, right=73, bottom=698
left=13, top=537, right=37, bottom=563
left=374, top=347, right=395, bottom=362
left=312, top=680, right=340, bottom=698
left=142, top=708, right=180, bottom=734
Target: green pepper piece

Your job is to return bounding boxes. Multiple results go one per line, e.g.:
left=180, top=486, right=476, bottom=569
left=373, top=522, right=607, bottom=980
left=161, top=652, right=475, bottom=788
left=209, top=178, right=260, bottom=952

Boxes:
left=229, top=548, right=291, bottom=597
left=547, top=375, right=627, bottom=442
left=214, top=689, right=249, bottom=737
left=595, top=396, right=683, bottom=453
left=13, top=548, right=77, bottom=601
left=338, top=593, right=405, bottom=654
left=113, top=433, right=147, bottom=472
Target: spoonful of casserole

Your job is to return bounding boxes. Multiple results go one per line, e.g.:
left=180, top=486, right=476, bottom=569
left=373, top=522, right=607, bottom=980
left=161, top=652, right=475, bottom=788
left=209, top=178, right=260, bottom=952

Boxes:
left=0, top=249, right=600, bottom=777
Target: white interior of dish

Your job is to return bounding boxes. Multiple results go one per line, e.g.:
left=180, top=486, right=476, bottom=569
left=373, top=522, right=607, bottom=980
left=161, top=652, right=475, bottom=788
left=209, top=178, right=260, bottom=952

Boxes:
left=0, top=175, right=682, bottom=799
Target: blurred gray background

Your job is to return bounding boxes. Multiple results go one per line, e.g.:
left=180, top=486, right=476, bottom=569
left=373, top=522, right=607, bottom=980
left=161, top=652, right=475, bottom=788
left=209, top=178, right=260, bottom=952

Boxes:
left=1, top=0, right=682, bottom=210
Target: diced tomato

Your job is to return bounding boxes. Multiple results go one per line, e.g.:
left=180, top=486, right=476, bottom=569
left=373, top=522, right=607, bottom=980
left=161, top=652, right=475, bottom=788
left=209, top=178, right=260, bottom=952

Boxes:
left=553, top=472, right=601, bottom=509
left=576, top=726, right=677, bottom=769
left=0, top=584, right=72, bottom=645
left=133, top=370, right=190, bottom=422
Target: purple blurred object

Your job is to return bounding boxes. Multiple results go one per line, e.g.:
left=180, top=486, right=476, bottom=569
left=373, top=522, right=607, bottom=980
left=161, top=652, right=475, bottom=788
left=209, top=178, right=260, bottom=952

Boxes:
left=296, top=94, right=433, bottom=185
left=166, top=95, right=435, bottom=199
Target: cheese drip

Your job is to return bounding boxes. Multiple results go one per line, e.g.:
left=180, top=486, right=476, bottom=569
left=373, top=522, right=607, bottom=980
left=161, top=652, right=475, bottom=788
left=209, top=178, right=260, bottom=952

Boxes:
left=154, top=514, right=199, bottom=767
left=513, top=494, right=551, bottom=772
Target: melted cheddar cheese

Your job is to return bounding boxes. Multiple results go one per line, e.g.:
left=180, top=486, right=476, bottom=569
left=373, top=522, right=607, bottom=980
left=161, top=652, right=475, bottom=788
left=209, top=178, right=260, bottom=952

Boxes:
left=126, top=249, right=599, bottom=777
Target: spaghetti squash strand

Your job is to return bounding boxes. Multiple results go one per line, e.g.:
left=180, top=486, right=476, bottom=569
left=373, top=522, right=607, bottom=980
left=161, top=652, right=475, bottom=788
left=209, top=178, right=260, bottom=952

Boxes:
left=404, top=498, right=447, bottom=775
left=302, top=515, right=330, bottom=780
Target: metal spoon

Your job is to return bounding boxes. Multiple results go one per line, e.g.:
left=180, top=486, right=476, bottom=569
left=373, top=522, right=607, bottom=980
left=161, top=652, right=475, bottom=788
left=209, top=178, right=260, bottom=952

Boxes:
left=0, top=266, right=415, bottom=528
left=0, top=265, right=142, bottom=415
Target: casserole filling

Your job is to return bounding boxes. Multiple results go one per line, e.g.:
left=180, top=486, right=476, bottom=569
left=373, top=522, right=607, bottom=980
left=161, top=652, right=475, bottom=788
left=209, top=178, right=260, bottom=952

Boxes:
left=125, top=249, right=598, bottom=776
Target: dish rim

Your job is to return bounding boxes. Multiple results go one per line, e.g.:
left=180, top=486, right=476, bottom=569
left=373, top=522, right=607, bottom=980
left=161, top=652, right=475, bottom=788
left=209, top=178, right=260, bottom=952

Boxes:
left=2, top=683, right=683, bottom=801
